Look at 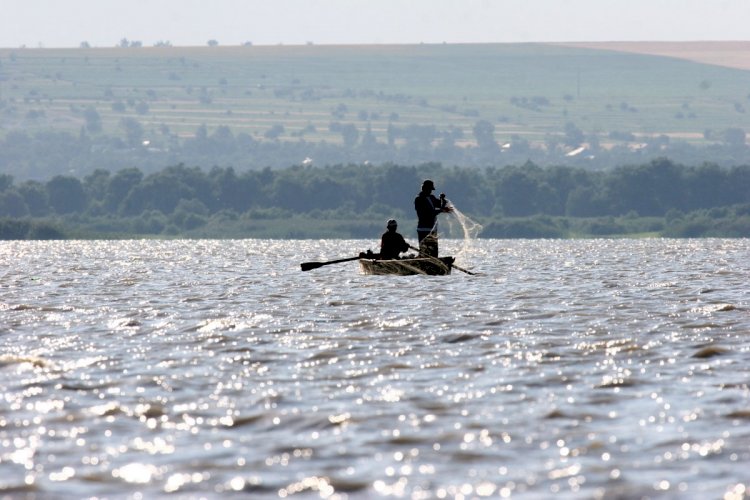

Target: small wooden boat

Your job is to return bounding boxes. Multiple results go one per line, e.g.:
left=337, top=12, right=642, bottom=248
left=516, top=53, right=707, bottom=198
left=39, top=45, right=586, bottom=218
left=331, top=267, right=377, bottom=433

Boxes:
left=359, top=255, right=455, bottom=275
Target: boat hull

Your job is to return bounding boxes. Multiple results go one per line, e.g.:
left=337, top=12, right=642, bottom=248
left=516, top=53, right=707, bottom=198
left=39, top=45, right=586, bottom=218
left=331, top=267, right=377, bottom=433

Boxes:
left=359, top=256, right=454, bottom=276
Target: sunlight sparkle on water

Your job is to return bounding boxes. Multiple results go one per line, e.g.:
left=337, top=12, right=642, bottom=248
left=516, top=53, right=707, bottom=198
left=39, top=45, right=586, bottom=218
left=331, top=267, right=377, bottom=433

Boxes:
left=0, top=239, right=748, bottom=498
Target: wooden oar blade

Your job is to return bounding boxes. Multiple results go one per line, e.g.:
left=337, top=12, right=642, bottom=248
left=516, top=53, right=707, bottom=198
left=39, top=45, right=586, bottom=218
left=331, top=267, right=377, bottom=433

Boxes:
left=453, top=263, right=477, bottom=275
left=300, top=255, right=363, bottom=271
left=300, top=261, right=324, bottom=271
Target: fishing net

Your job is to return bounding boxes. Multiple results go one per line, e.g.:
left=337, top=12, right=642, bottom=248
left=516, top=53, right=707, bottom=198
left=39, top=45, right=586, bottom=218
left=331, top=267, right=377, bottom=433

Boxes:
left=439, top=199, right=483, bottom=259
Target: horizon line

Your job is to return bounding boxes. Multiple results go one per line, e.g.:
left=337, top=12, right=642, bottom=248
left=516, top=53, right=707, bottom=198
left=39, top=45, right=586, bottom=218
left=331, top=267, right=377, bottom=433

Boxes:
left=3, top=39, right=750, bottom=51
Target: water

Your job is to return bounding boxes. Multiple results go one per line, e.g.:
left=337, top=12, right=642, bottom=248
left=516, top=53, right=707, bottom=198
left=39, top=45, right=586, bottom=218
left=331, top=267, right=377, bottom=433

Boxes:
left=1, top=238, right=748, bottom=499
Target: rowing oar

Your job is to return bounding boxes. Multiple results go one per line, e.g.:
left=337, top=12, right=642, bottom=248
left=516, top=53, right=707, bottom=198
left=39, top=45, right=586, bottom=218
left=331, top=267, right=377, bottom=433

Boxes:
left=300, top=255, right=362, bottom=272
left=408, top=245, right=476, bottom=275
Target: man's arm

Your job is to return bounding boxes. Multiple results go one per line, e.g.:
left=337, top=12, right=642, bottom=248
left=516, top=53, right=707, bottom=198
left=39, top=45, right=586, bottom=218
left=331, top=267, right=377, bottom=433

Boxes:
left=399, top=234, right=409, bottom=253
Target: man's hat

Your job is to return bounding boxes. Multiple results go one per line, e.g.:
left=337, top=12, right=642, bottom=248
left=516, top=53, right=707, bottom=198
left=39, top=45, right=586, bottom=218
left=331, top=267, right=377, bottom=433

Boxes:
left=387, top=219, right=398, bottom=228
left=422, top=179, right=435, bottom=191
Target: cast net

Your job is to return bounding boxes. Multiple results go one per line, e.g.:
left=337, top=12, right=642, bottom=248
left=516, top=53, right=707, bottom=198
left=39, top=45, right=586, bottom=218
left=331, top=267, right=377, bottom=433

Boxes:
left=439, top=198, right=483, bottom=260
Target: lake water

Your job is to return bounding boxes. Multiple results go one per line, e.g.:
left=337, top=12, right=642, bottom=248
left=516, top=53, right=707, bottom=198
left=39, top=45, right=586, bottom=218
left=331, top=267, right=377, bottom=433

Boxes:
left=1, top=238, right=748, bottom=499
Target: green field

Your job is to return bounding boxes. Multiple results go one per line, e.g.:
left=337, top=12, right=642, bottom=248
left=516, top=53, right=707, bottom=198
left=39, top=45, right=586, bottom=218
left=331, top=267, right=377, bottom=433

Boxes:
left=2, top=43, right=750, bottom=149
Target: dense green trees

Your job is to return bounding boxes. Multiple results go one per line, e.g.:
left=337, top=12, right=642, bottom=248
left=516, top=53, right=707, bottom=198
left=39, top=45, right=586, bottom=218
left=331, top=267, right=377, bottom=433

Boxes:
left=47, top=176, right=87, bottom=214
left=1, top=158, right=749, bottom=239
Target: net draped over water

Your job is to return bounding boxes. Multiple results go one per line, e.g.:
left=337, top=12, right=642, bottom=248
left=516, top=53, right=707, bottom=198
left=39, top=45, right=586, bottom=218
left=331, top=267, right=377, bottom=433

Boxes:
left=441, top=201, right=484, bottom=260
left=1, top=238, right=749, bottom=498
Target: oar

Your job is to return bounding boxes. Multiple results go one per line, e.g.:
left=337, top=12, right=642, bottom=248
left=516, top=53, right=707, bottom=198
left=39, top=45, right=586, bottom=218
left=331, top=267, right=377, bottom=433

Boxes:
left=300, top=255, right=362, bottom=272
left=408, top=245, right=476, bottom=275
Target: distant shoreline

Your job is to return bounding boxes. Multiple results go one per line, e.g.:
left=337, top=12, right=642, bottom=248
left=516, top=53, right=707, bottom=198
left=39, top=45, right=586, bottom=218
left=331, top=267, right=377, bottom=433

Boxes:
left=557, top=41, right=750, bottom=71
left=3, top=41, right=749, bottom=71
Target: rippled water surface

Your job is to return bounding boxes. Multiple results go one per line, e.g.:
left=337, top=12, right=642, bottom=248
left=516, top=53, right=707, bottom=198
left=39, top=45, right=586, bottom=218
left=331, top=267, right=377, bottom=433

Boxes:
left=1, top=239, right=749, bottom=499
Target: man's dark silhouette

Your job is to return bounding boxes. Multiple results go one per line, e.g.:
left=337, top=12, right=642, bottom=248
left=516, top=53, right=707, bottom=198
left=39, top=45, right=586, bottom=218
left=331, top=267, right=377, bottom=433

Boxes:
left=414, top=179, right=452, bottom=257
left=380, top=219, right=409, bottom=259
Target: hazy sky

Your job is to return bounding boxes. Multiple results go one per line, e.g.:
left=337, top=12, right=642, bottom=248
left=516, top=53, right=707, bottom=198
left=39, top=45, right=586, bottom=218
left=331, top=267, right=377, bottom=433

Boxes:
left=2, top=0, right=748, bottom=48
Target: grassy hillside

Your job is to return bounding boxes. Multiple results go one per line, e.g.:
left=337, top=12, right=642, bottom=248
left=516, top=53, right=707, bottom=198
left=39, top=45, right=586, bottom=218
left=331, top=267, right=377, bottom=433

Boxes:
left=2, top=43, right=750, bottom=151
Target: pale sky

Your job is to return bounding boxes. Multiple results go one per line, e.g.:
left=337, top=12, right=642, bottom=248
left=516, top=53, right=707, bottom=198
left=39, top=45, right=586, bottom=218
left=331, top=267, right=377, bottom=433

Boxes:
left=1, top=0, right=748, bottom=48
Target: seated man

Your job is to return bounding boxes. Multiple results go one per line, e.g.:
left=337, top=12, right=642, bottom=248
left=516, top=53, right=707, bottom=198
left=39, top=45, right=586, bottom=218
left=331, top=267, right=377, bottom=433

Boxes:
left=380, top=219, right=410, bottom=259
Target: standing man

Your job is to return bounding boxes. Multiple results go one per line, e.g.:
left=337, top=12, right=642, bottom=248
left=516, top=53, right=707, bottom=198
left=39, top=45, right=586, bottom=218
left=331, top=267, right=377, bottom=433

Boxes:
left=414, top=179, right=453, bottom=257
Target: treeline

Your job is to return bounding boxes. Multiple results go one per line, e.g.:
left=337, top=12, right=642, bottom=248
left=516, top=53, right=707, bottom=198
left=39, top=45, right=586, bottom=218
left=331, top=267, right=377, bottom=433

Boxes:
left=1, top=158, right=749, bottom=239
